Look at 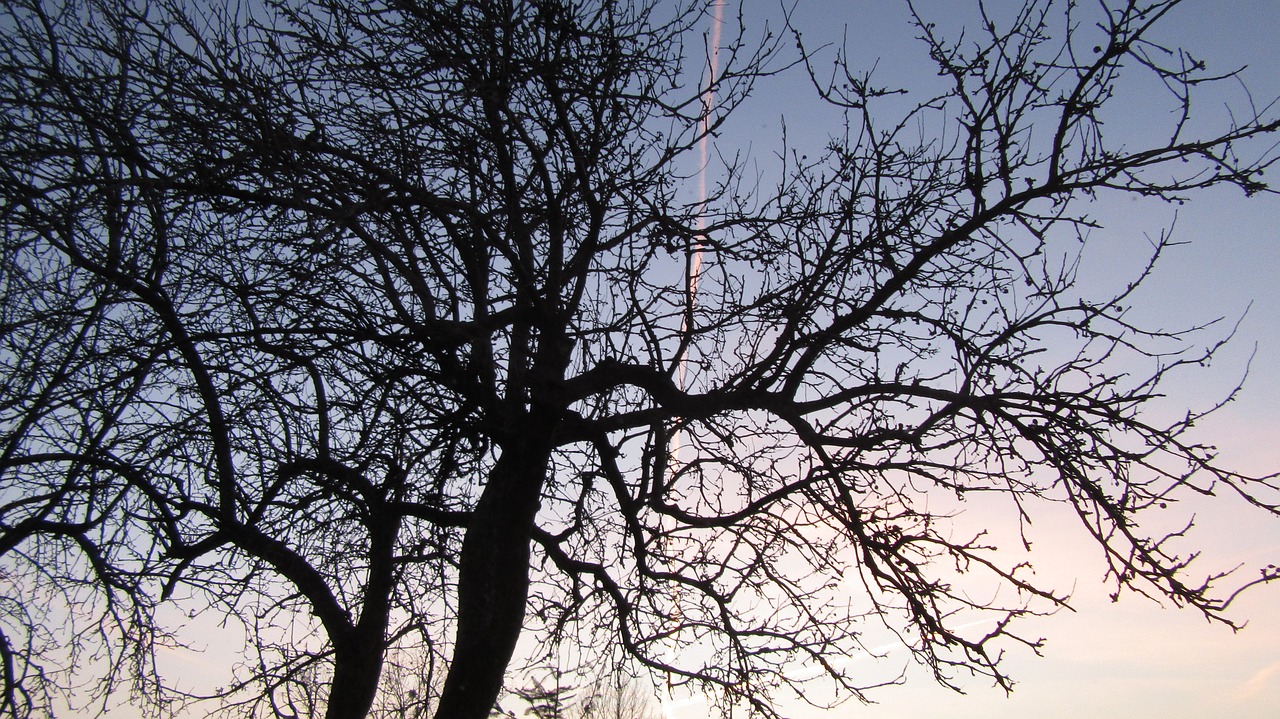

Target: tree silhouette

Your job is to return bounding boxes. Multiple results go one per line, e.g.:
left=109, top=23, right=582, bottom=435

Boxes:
left=499, top=664, right=660, bottom=719
left=574, top=668, right=661, bottom=719
left=507, top=671, right=577, bottom=719
left=2, top=0, right=1278, bottom=717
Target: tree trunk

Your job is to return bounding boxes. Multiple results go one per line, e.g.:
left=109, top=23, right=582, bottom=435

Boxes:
left=325, top=501, right=402, bottom=719
left=433, top=417, right=553, bottom=719
left=325, top=640, right=388, bottom=719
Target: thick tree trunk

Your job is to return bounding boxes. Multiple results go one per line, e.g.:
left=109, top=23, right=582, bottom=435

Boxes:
left=433, top=418, right=553, bottom=719
left=324, top=640, right=387, bottom=719
left=325, top=502, right=402, bottom=719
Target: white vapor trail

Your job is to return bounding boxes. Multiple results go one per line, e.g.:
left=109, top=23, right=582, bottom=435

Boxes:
left=665, top=4, right=724, bottom=718
left=675, top=0, right=723, bottom=398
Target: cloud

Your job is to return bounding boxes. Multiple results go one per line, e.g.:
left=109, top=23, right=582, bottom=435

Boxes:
left=1237, top=660, right=1280, bottom=700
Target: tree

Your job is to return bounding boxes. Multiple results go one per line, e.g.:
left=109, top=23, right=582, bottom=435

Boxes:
left=498, top=664, right=661, bottom=719
left=506, top=670, right=577, bottom=719
left=574, top=668, right=661, bottom=719
left=1, top=0, right=1278, bottom=717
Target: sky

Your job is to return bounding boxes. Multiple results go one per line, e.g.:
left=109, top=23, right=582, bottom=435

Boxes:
left=30, top=1, right=1280, bottom=717
left=662, top=0, right=1280, bottom=717
left=161, top=1, right=1280, bottom=716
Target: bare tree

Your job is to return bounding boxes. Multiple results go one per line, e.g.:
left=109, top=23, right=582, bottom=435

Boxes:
left=499, top=663, right=659, bottom=719
left=575, top=669, right=661, bottom=719
left=1, top=0, right=1278, bottom=718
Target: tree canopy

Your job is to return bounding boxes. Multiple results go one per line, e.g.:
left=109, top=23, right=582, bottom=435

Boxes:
left=1, top=0, right=1278, bottom=717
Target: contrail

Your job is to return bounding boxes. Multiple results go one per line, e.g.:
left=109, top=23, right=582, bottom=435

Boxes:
left=665, top=5, right=724, bottom=719
left=692, top=0, right=725, bottom=292
left=676, top=0, right=723, bottom=398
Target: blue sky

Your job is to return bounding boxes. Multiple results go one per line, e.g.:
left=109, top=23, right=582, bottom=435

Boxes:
left=671, top=1, right=1280, bottom=716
